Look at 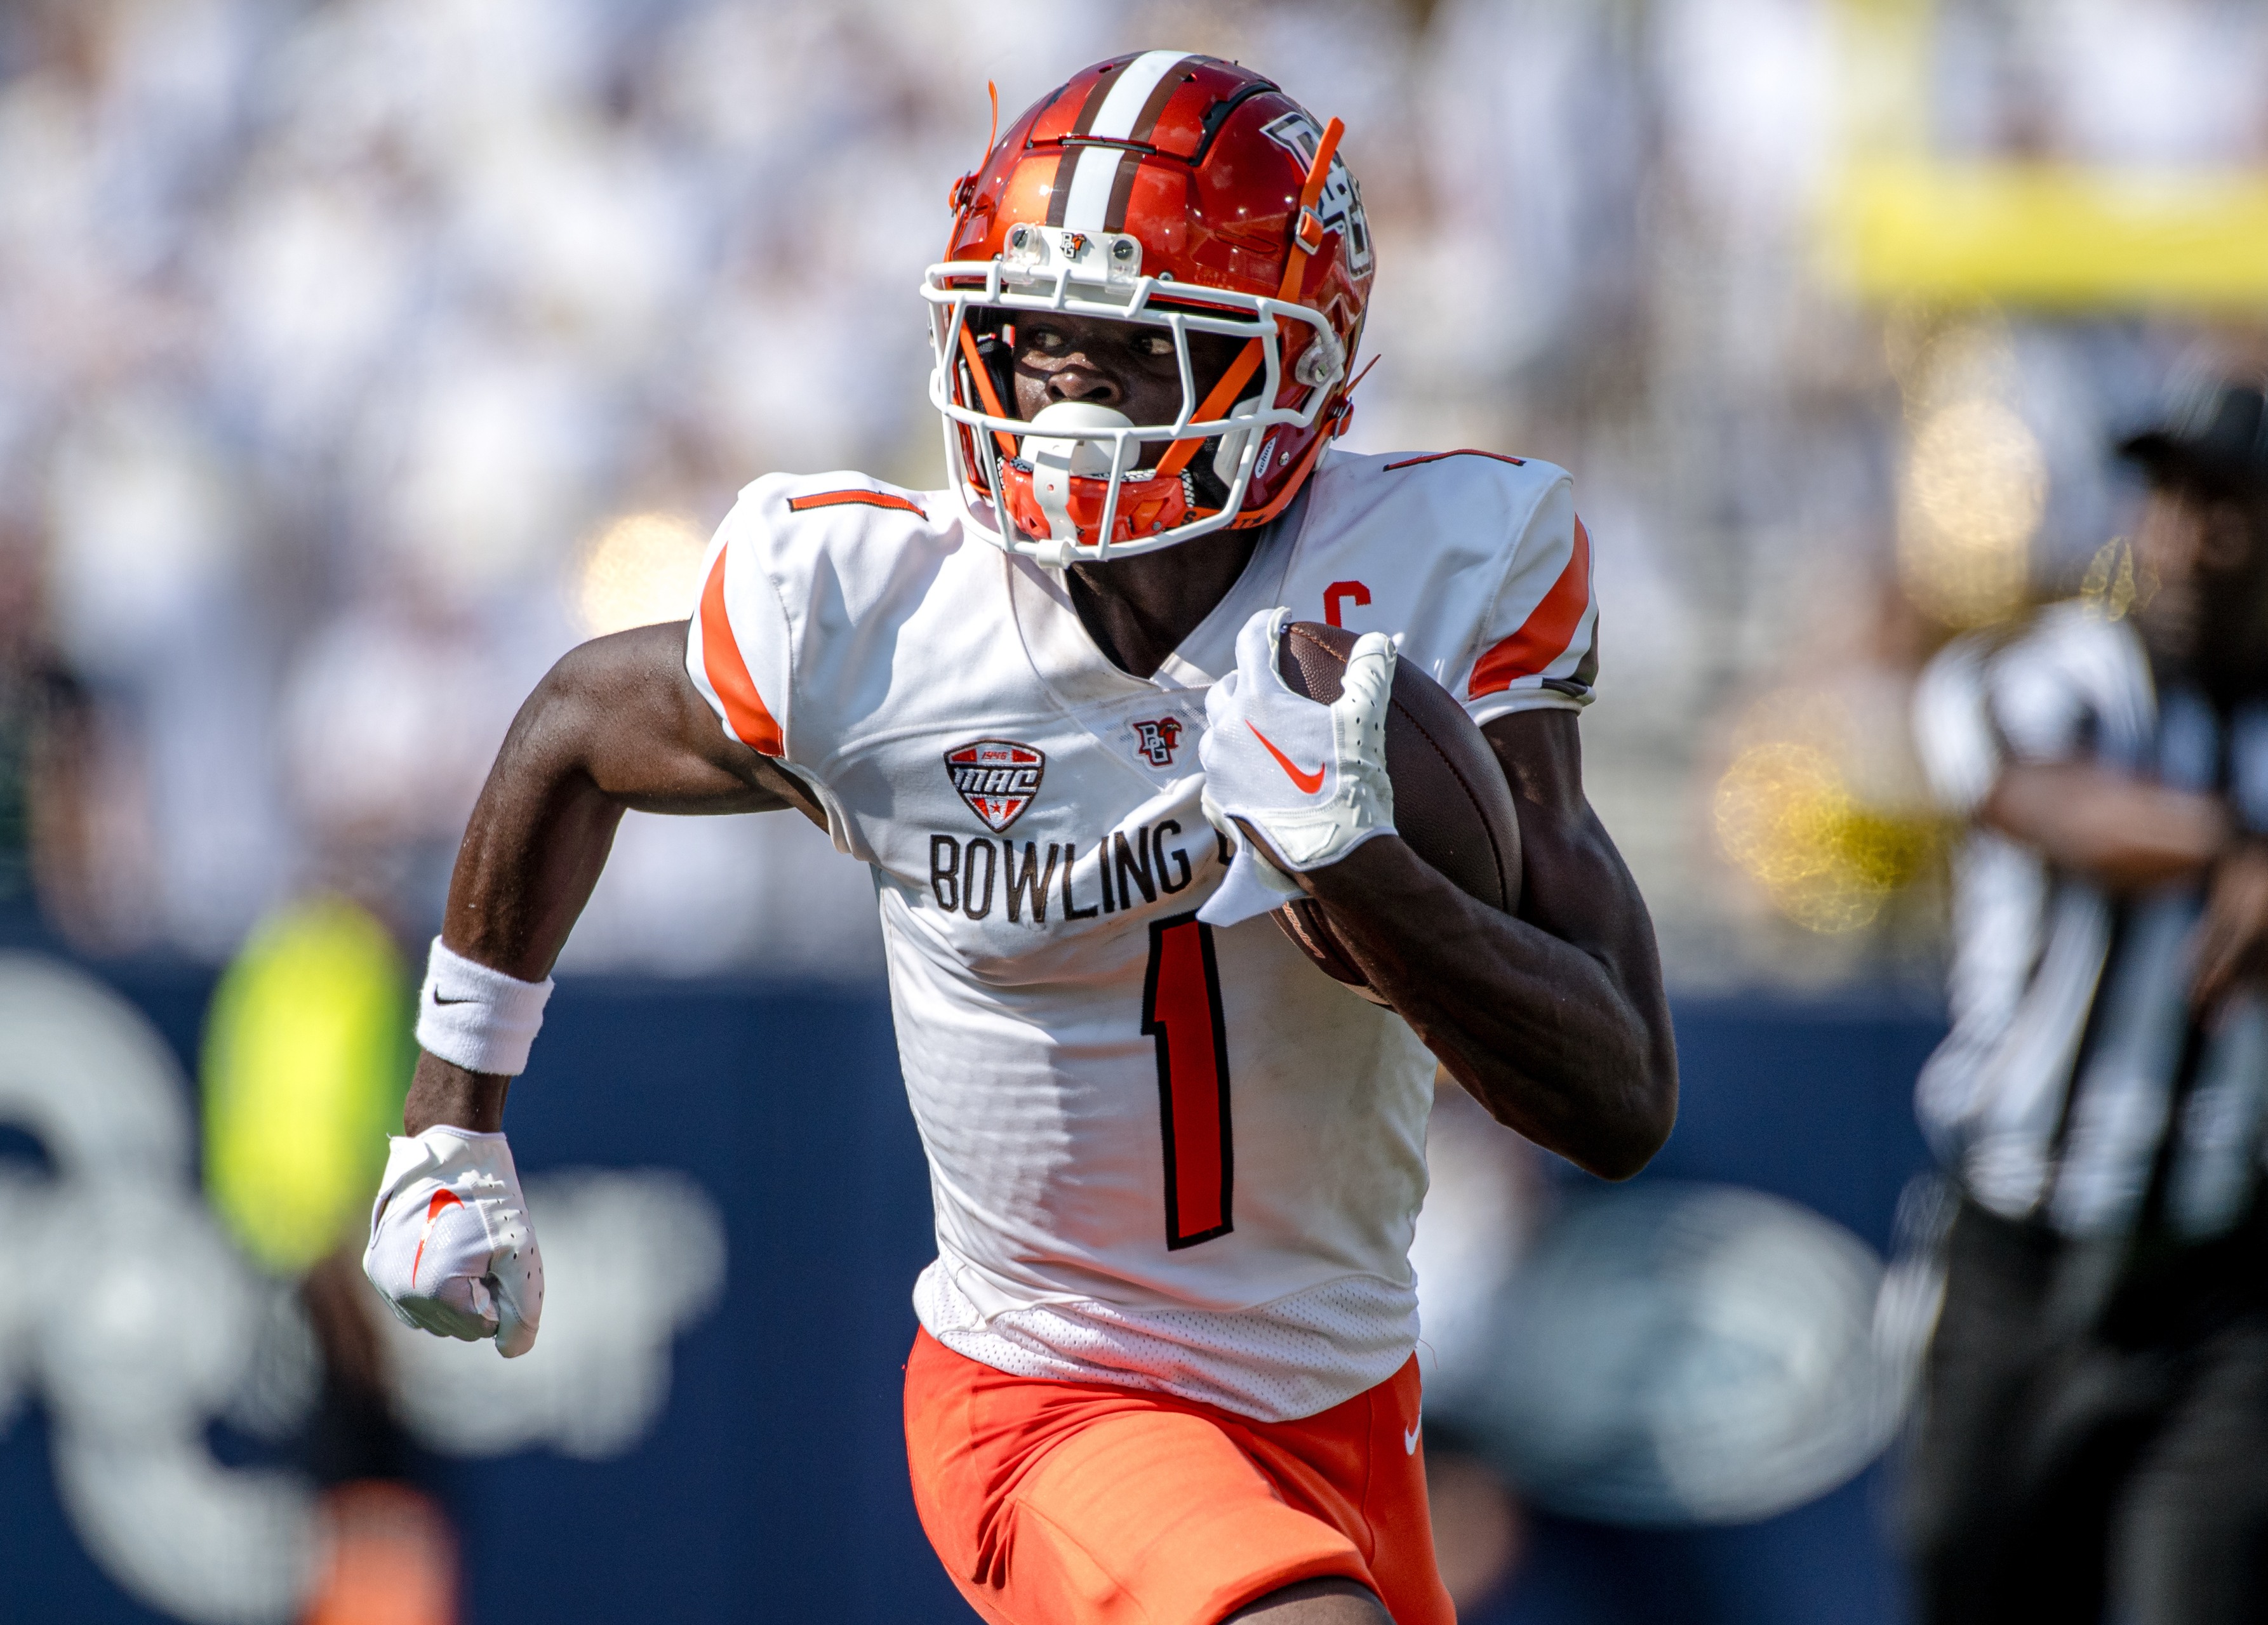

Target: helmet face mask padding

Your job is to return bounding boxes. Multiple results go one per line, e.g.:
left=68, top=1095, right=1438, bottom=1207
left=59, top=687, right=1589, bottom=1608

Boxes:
left=923, top=53, right=1375, bottom=566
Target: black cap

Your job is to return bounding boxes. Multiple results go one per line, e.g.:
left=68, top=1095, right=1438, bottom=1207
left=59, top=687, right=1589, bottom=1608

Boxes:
left=2118, top=376, right=2268, bottom=497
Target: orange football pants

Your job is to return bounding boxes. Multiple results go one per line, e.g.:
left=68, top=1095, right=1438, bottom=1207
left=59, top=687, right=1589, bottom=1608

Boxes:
left=904, top=1329, right=1457, bottom=1625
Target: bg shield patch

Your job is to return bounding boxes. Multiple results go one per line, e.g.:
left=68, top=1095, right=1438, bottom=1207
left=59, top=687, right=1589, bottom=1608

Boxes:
left=944, top=739, right=1046, bottom=833
left=1130, top=717, right=1183, bottom=767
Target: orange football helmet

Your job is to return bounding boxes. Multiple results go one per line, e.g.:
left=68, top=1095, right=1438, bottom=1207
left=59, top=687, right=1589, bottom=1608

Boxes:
left=923, top=52, right=1375, bottom=564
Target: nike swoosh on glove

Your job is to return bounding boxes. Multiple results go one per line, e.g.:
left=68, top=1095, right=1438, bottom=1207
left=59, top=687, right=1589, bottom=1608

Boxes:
left=1196, top=607, right=1396, bottom=928
left=364, top=1127, right=544, bottom=1358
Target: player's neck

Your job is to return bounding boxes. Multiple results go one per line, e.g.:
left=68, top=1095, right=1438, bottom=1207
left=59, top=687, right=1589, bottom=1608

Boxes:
left=1066, top=528, right=1262, bottom=680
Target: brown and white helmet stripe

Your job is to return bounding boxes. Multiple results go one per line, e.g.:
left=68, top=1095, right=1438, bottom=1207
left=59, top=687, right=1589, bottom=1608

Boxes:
left=1046, top=50, right=1192, bottom=234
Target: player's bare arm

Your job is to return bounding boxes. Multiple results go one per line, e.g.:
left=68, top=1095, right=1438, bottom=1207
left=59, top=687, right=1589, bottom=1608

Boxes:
left=1013, top=312, right=1672, bottom=1178
left=2190, top=837, right=2268, bottom=1011
left=1978, top=478, right=2268, bottom=1007
left=1296, top=710, right=1674, bottom=1181
left=1981, top=762, right=2226, bottom=892
left=402, top=623, right=799, bottom=1138
left=1980, top=763, right=2268, bottom=1012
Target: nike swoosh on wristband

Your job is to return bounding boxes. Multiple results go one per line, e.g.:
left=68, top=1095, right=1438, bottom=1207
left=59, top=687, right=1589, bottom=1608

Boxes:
left=411, top=1189, right=465, bottom=1286
left=430, top=993, right=473, bottom=1005
left=1247, top=724, right=1326, bottom=794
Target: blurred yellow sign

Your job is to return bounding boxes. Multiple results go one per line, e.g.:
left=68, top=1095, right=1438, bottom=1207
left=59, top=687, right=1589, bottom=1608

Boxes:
left=1831, top=161, right=2268, bottom=309
left=203, top=897, right=411, bottom=1275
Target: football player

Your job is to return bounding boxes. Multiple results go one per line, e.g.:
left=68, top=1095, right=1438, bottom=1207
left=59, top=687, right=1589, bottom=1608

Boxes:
left=363, top=53, right=1675, bottom=1625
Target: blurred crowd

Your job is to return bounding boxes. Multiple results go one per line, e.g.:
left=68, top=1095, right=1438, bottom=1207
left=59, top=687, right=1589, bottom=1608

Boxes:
left=5, top=4, right=2268, bottom=1622
left=1, top=0, right=2265, bottom=981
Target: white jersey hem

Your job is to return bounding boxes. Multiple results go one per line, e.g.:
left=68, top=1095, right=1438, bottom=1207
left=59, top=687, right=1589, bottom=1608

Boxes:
left=913, top=1257, right=1420, bottom=1424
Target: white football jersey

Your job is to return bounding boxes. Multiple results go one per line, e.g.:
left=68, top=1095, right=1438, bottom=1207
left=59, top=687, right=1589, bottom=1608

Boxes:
left=684, top=447, right=1596, bottom=1421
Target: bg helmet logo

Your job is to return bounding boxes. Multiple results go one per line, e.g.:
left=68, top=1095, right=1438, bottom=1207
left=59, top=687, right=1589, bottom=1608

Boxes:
left=1259, top=110, right=1373, bottom=277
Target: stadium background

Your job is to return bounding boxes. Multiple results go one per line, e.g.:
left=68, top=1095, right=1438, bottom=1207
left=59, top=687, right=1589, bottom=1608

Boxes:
left=0, top=0, right=2262, bottom=1619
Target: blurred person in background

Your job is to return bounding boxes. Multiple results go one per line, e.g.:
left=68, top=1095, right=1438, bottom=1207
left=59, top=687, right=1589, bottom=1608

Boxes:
left=0, top=511, right=97, bottom=939
left=204, top=898, right=458, bottom=1625
left=1905, top=369, right=2268, bottom=1623
left=212, top=630, right=483, bottom=1625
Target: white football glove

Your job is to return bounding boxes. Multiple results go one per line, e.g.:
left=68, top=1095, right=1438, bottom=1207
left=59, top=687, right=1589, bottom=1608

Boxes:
left=364, top=1127, right=544, bottom=1358
left=1197, top=607, right=1397, bottom=928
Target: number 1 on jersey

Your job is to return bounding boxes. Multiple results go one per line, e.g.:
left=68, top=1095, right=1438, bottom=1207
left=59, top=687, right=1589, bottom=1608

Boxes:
left=1143, top=913, right=1234, bottom=1250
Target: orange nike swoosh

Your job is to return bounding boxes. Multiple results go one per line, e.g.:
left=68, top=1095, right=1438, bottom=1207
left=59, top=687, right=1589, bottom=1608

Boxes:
left=412, top=1189, right=464, bottom=1287
left=1248, top=723, right=1326, bottom=794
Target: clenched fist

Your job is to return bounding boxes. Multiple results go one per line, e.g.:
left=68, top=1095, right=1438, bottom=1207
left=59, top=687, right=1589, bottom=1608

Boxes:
left=364, top=1127, right=544, bottom=1358
left=1197, top=606, right=1397, bottom=927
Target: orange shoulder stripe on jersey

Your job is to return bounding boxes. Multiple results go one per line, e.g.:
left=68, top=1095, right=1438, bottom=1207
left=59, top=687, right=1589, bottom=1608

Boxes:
left=1469, top=516, right=1591, bottom=700
left=785, top=489, right=926, bottom=515
left=1382, top=449, right=1526, bottom=472
left=698, top=548, right=785, bottom=756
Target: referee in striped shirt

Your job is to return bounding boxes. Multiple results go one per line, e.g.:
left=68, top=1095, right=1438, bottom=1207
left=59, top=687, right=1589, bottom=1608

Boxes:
left=1905, top=373, right=2268, bottom=1624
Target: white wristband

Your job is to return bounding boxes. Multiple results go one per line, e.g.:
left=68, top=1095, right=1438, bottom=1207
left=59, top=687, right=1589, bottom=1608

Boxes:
left=415, top=938, right=554, bottom=1077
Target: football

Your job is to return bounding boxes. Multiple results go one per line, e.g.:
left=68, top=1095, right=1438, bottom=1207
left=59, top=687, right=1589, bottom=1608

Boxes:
left=1268, top=620, right=1524, bottom=1000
